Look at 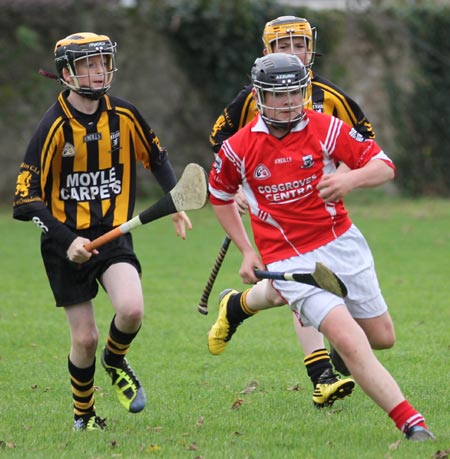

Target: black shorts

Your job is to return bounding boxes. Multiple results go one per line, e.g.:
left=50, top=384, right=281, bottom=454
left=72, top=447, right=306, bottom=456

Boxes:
left=41, top=227, right=141, bottom=307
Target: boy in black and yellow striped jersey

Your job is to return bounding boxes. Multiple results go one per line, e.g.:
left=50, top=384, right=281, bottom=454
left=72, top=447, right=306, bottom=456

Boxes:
left=13, top=32, right=192, bottom=431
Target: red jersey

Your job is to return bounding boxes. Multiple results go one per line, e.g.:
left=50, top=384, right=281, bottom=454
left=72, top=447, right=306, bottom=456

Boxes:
left=209, top=110, right=395, bottom=265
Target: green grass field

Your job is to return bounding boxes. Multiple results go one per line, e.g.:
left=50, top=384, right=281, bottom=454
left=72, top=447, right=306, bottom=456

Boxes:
left=0, top=195, right=449, bottom=459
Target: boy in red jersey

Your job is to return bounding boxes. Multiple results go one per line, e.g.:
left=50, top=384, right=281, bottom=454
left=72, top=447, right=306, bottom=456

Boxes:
left=208, top=53, right=434, bottom=441
left=208, top=16, right=389, bottom=408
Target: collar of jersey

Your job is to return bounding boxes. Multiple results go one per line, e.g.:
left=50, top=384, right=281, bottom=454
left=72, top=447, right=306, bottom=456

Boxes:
left=252, top=114, right=309, bottom=134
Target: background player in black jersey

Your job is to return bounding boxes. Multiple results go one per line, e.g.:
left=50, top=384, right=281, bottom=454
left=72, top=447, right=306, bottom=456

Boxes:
left=13, top=32, right=191, bottom=431
left=208, top=16, right=395, bottom=409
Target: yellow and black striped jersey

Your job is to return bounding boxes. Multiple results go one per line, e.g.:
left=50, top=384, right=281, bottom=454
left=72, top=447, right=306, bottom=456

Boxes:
left=209, top=71, right=375, bottom=153
left=13, top=90, right=175, bottom=248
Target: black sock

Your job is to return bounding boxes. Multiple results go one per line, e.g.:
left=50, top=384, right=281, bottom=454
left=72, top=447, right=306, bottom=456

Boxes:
left=103, top=315, right=140, bottom=366
left=226, top=289, right=255, bottom=324
left=68, top=357, right=96, bottom=420
left=304, top=348, right=333, bottom=386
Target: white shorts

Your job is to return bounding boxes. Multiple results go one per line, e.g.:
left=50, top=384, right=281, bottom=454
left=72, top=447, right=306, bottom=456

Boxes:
left=267, top=225, right=388, bottom=329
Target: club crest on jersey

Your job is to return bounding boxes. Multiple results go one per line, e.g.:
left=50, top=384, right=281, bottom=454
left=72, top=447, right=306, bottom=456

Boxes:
left=301, top=155, right=314, bottom=169
left=254, top=164, right=271, bottom=180
left=62, top=142, right=76, bottom=157
left=110, top=130, right=120, bottom=151
left=15, top=170, right=32, bottom=197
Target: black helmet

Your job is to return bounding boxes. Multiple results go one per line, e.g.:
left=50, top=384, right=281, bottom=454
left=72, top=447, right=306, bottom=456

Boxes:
left=54, top=32, right=117, bottom=100
left=251, top=54, right=310, bottom=128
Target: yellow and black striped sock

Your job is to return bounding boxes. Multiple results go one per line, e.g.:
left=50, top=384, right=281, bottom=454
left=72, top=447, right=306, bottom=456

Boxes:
left=304, top=348, right=333, bottom=387
left=226, top=288, right=257, bottom=323
left=68, top=357, right=96, bottom=420
left=103, top=316, right=140, bottom=366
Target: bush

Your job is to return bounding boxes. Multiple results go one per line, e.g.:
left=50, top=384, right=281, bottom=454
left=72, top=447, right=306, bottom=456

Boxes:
left=392, top=6, right=450, bottom=196
left=1, top=1, right=449, bottom=199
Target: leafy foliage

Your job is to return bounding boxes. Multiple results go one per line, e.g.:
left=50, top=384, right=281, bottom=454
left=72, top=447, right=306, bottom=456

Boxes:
left=150, top=0, right=274, bottom=112
left=392, top=6, right=450, bottom=196
left=151, top=1, right=450, bottom=196
left=150, top=1, right=344, bottom=113
left=1, top=1, right=449, bottom=197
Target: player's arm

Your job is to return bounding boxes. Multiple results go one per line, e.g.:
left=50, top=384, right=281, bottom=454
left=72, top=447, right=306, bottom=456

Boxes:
left=13, top=126, right=80, bottom=252
left=13, top=164, right=97, bottom=262
left=14, top=196, right=80, bottom=244
left=129, top=100, right=194, bottom=240
left=152, top=155, right=192, bottom=239
left=209, top=145, right=264, bottom=283
left=211, top=200, right=264, bottom=284
left=317, top=121, right=395, bottom=203
left=147, top=135, right=192, bottom=239
left=12, top=124, right=98, bottom=262
left=317, top=157, right=395, bottom=203
left=339, top=97, right=375, bottom=140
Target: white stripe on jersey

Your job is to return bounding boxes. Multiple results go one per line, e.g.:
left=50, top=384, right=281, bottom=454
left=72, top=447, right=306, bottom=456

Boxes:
left=222, top=140, right=242, bottom=170
left=322, top=117, right=343, bottom=157
left=372, top=150, right=392, bottom=162
left=208, top=184, right=235, bottom=202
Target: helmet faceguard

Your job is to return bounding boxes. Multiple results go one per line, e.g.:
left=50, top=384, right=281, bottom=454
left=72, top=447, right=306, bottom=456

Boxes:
left=251, top=54, right=311, bottom=129
left=54, top=32, right=117, bottom=100
left=262, top=16, right=316, bottom=69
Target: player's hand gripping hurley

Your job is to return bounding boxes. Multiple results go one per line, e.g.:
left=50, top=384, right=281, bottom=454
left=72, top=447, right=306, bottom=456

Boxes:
left=85, top=163, right=208, bottom=251
left=198, top=249, right=347, bottom=315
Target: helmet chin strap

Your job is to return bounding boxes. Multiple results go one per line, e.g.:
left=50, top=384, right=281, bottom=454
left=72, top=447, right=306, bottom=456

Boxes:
left=78, top=87, right=105, bottom=100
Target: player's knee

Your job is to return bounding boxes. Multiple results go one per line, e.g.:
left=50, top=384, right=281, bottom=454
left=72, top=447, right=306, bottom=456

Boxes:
left=381, top=333, right=396, bottom=349
left=370, top=329, right=396, bottom=350
left=73, top=330, right=98, bottom=356
left=357, top=315, right=396, bottom=350
left=268, top=296, right=285, bottom=307
left=265, top=290, right=285, bottom=307
left=117, top=303, right=144, bottom=327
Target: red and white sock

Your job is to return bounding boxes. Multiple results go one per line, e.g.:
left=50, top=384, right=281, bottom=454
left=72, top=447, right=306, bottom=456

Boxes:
left=389, top=399, right=428, bottom=433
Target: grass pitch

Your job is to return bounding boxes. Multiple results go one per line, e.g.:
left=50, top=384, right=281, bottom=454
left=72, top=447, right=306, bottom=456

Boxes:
left=0, top=195, right=449, bottom=459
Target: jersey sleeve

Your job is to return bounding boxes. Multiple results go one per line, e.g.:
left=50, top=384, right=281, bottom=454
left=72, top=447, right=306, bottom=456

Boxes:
left=209, top=84, right=257, bottom=154
left=325, top=116, right=395, bottom=172
left=12, top=122, right=78, bottom=249
left=333, top=94, right=375, bottom=140
left=151, top=157, right=177, bottom=194
left=208, top=138, right=243, bottom=205
left=116, top=99, right=177, bottom=193
left=13, top=129, right=46, bottom=214
left=116, top=100, right=167, bottom=169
